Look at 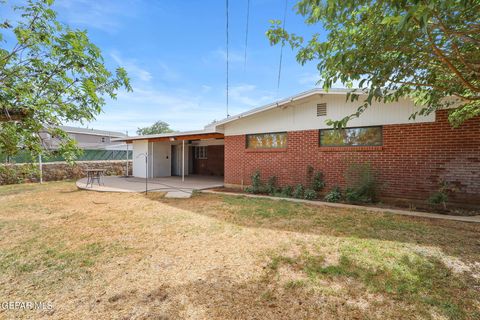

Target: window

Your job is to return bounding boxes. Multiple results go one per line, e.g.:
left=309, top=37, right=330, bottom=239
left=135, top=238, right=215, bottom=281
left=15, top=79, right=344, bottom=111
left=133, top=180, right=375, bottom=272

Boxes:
left=246, top=132, right=287, bottom=149
left=319, top=126, right=382, bottom=147
left=101, top=137, right=106, bottom=143
left=194, top=146, right=207, bottom=159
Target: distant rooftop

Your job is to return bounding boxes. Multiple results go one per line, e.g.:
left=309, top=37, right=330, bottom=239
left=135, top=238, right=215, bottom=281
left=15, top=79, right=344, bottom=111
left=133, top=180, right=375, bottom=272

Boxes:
left=60, top=126, right=127, bottom=138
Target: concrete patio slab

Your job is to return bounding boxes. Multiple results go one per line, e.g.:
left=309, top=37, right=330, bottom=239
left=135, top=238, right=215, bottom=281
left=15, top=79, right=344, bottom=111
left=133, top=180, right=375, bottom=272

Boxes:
left=76, top=175, right=223, bottom=198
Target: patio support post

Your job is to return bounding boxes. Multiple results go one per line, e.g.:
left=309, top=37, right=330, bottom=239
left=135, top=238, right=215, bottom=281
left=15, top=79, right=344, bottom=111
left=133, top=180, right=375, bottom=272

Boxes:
left=126, top=143, right=129, bottom=177
left=145, top=153, right=148, bottom=194
left=182, top=140, right=185, bottom=182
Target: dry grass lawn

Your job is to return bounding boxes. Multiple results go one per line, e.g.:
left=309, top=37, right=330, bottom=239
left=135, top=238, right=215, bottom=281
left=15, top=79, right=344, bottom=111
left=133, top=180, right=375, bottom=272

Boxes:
left=0, top=181, right=479, bottom=320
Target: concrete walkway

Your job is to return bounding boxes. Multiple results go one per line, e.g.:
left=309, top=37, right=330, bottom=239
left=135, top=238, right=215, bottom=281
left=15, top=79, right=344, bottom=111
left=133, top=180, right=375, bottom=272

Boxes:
left=76, top=175, right=223, bottom=198
left=202, top=190, right=480, bottom=223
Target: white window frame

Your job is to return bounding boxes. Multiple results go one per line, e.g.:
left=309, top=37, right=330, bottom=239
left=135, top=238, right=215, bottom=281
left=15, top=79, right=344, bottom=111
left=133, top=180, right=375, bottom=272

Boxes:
left=195, top=146, right=207, bottom=159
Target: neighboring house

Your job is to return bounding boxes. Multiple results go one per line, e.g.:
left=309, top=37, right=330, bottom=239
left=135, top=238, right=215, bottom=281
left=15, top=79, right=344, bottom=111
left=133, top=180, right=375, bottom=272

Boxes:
left=115, top=88, right=480, bottom=204
left=42, top=126, right=128, bottom=150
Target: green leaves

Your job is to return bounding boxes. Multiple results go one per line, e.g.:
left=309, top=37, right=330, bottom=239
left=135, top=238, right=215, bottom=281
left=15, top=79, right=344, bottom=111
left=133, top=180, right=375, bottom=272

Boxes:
left=0, top=0, right=131, bottom=161
left=396, top=12, right=412, bottom=31
left=136, top=120, right=174, bottom=136
left=267, top=0, right=480, bottom=127
left=380, top=15, right=401, bottom=25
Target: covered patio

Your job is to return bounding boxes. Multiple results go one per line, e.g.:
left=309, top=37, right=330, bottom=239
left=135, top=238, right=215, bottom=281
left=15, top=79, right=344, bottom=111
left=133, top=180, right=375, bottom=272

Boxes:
left=76, top=175, right=224, bottom=198
left=115, top=129, right=225, bottom=181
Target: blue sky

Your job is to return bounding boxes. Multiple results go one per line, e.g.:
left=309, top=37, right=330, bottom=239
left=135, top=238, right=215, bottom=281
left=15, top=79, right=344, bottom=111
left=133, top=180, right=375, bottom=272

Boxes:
left=3, top=0, right=328, bottom=134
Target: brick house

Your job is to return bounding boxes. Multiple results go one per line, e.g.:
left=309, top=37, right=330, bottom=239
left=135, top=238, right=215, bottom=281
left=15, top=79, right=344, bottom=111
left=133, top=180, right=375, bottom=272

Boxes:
left=117, top=88, right=480, bottom=204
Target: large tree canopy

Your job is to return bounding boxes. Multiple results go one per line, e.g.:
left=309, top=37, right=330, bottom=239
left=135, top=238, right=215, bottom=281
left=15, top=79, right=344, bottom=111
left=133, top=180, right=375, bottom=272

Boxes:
left=267, top=0, right=480, bottom=127
left=0, top=0, right=131, bottom=161
left=136, top=120, right=174, bottom=135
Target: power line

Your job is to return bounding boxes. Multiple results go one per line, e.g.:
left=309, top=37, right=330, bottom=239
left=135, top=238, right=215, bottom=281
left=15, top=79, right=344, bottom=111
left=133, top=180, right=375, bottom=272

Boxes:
left=244, top=0, right=250, bottom=71
left=226, top=0, right=230, bottom=117
left=276, top=0, right=288, bottom=97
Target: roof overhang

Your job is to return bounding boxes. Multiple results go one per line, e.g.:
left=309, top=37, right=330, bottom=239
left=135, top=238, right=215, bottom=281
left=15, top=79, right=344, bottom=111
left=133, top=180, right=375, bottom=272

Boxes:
left=113, top=130, right=224, bottom=144
left=211, top=88, right=357, bottom=128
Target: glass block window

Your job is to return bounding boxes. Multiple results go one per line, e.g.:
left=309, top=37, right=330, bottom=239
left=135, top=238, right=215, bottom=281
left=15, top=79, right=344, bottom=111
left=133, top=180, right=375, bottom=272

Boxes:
left=246, top=132, right=287, bottom=149
left=319, top=126, right=382, bottom=147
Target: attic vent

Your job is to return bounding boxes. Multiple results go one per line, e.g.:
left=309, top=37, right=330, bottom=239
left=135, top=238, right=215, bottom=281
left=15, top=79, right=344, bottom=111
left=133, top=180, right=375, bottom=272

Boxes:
left=317, top=103, right=327, bottom=116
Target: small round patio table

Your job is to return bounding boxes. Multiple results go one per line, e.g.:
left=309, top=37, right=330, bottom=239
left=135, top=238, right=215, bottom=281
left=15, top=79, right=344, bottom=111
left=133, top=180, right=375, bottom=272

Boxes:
left=85, top=169, right=106, bottom=188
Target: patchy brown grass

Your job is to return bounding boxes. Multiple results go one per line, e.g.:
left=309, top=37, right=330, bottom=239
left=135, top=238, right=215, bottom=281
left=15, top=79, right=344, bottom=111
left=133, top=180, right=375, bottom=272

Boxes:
left=0, top=182, right=479, bottom=320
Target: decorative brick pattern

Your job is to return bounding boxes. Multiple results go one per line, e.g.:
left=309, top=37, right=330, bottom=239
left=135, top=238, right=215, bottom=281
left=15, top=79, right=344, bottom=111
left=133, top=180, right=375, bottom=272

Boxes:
left=225, top=111, right=480, bottom=204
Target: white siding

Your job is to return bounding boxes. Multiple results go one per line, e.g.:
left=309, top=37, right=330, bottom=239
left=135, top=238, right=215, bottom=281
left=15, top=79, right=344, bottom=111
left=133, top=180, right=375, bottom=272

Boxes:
left=132, top=140, right=148, bottom=178
left=152, top=142, right=171, bottom=177
left=171, top=142, right=190, bottom=176
left=221, top=94, right=435, bottom=136
left=133, top=140, right=223, bottom=178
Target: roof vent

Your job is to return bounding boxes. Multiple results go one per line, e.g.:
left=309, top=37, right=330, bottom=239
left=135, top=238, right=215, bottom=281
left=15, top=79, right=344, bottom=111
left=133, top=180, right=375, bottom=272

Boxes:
left=317, top=103, right=327, bottom=116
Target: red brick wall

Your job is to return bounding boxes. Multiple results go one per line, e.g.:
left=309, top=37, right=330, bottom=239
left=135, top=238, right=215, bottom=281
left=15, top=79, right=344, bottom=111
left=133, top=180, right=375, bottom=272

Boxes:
left=224, top=111, right=480, bottom=204
left=193, top=145, right=224, bottom=176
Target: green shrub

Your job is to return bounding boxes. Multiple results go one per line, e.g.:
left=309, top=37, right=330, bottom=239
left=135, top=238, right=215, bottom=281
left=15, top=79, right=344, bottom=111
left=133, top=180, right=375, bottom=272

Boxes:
left=345, top=188, right=363, bottom=203
left=306, top=165, right=325, bottom=192
left=304, top=189, right=317, bottom=200
left=324, top=187, right=342, bottom=203
left=266, top=176, right=278, bottom=195
left=428, top=191, right=448, bottom=206
left=0, top=165, right=20, bottom=184
left=244, top=170, right=264, bottom=194
left=251, top=171, right=262, bottom=193
left=0, top=164, right=39, bottom=185
left=280, top=185, right=293, bottom=197
left=428, top=182, right=453, bottom=209
left=293, top=184, right=304, bottom=199
left=312, top=171, right=325, bottom=192
left=344, top=162, right=377, bottom=203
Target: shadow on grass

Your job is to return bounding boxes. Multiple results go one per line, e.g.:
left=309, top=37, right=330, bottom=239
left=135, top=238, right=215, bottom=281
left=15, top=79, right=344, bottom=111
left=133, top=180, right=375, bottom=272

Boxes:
left=266, top=251, right=478, bottom=320
left=164, top=271, right=382, bottom=319
left=162, top=257, right=478, bottom=320
left=0, top=181, right=78, bottom=196
left=157, top=194, right=480, bottom=263
left=0, top=184, right=40, bottom=196
left=0, top=238, right=106, bottom=278
left=59, top=189, right=83, bottom=194
left=155, top=194, right=480, bottom=319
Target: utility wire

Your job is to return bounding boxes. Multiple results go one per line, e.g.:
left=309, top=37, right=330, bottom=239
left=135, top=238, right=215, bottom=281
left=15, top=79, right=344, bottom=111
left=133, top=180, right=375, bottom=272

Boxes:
left=276, top=0, right=288, bottom=97
left=226, top=0, right=230, bottom=117
left=243, top=0, right=250, bottom=71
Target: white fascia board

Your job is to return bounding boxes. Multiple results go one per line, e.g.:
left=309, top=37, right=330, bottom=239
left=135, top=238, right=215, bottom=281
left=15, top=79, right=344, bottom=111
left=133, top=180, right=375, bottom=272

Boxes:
left=112, top=129, right=221, bottom=142
left=211, top=88, right=354, bottom=129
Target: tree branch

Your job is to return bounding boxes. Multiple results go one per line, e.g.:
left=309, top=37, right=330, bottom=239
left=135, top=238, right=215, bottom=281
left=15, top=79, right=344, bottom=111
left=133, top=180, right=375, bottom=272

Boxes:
left=427, top=33, right=479, bottom=92
left=431, top=14, right=479, bottom=75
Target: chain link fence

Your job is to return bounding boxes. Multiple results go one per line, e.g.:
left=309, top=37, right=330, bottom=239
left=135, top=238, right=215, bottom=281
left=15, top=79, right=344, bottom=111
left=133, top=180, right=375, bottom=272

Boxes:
left=1, top=150, right=132, bottom=163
